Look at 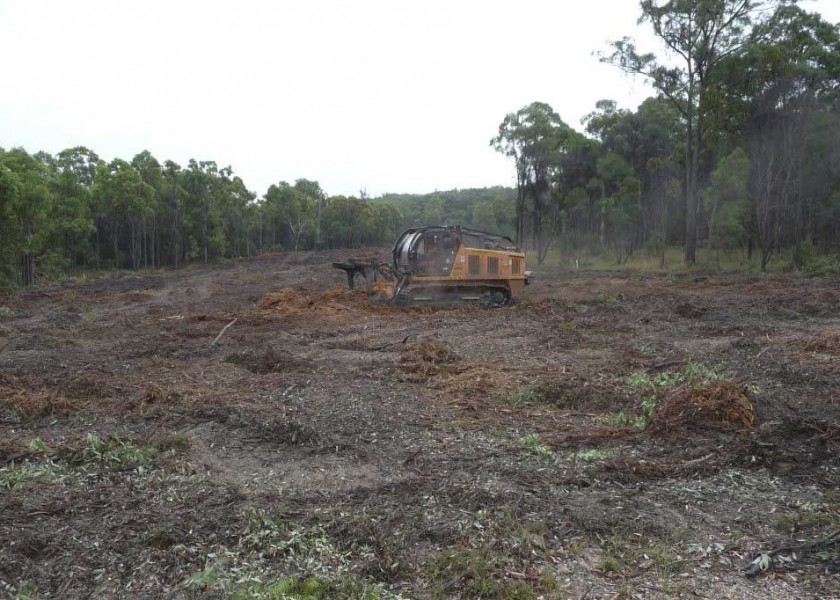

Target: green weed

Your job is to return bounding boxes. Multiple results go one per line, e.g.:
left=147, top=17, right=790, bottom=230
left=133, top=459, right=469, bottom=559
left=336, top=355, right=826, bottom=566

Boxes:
left=573, top=449, right=612, bottom=463
left=80, top=432, right=157, bottom=472
left=519, top=433, right=553, bottom=459
left=0, top=461, right=69, bottom=489
left=504, top=387, right=545, bottom=407
left=6, top=581, right=37, bottom=600
left=27, top=437, right=47, bottom=453
left=605, top=411, right=646, bottom=429
left=597, top=556, right=620, bottom=574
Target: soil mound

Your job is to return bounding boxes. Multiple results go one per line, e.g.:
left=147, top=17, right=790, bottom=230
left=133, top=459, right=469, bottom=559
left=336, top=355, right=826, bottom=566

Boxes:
left=650, top=380, right=753, bottom=435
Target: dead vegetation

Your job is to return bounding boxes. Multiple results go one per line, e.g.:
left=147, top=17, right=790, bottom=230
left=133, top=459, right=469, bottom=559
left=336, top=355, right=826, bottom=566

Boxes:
left=226, top=347, right=301, bottom=374
left=0, top=386, right=76, bottom=420
left=398, top=339, right=460, bottom=382
left=1, top=252, right=839, bottom=598
left=256, top=286, right=394, bottom=324
left=804, top=329, right=840, bottom=355
left=649, top=380, right=754, bottom=435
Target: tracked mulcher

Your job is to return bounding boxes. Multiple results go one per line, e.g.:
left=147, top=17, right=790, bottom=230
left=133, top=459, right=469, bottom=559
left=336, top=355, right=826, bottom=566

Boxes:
left=333, top=226, right=530, bottom=306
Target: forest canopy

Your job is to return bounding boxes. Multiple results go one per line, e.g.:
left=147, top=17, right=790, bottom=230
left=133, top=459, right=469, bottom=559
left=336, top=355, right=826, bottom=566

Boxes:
left=2, top=1, right=840, bottom=285
left=493, top=1, right=840, bottom=267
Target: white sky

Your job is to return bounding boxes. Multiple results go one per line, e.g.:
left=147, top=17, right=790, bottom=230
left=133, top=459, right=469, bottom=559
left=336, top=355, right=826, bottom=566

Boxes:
left=1, top=1, right=838, bottom=198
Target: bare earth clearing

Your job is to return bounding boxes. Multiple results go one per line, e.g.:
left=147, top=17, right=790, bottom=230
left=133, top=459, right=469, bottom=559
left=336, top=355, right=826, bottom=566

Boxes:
left=1, top=249, right=838, bottom=599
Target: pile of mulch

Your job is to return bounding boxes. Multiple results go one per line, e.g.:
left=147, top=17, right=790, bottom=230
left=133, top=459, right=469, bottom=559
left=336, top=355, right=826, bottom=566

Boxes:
left=256, top=287, right=394, bottom=323
left=256, top=288, right=310, bottom=310
left=649, top=380, right=754, bottom=435
left=398, top=339, right=460, bottom=383
left=438, top=363, right=516, bottom=398
left=399, top=340, right=523, bottom=415
left=804, top=330, right=840, bottom=356
left=0, top=386, right=76, bottom=420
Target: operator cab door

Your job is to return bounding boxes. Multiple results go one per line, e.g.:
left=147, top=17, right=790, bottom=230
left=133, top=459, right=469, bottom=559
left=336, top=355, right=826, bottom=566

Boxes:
left=416, top=230, right=458, bottom=276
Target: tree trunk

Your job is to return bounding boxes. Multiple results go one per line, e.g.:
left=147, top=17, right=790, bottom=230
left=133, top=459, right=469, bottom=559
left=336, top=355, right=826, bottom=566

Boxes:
left=685, top=80, right=697, bottom=265
left=20, top=254, right=34, bottom=286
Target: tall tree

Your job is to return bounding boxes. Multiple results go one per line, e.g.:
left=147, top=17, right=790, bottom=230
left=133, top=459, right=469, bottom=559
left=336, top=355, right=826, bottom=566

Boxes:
left=1, top=149, right=53, bottom=284
left=603, top=0, right=778, bottom=264
left=491, top=102, right=581, bottom=262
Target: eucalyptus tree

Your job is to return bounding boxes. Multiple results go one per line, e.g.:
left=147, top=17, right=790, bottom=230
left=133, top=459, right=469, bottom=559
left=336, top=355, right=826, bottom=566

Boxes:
left=51, top=150, right=96, bottom=268
left=0, top=151, right=22, bottom=284
left=491, top=102, right=583, bottom=262
left=714, top=4, right=840, bottom=266
left=1, top=149, right=53, bottom=284
left=602, top=0, right=785, bottom=264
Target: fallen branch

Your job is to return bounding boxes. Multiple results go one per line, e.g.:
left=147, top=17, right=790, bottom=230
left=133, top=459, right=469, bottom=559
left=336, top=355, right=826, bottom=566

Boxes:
left=210, top=317, right=238, bottom=347
left=745, top=528, right=840, bottom=577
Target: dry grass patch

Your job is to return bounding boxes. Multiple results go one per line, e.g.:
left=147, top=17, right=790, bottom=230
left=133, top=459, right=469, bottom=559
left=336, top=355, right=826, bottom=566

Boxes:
left=256, top=288, right=310, bottom=310
left=440, top=364, right=519, bottom=399
left=804, top=330, right=840, bottom=356
left=398, top=339, right=460, bottom=382
left=649, top=380, right=753, bottom=435
left=255, top=287, right=396, bottom=326
left=0, top=387, right=76, bottom=420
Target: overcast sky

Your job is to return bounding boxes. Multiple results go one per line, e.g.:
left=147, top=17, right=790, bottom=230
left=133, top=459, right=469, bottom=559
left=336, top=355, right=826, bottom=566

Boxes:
left=1, top=1, right=838, bottom=198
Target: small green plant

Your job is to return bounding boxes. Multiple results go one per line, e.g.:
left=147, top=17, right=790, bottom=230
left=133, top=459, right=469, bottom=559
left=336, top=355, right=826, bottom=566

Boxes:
left=573, top=449, right=612, bottom=463
left=504, top=387, right=544, bottom=407
left=0, top=461, right=68, bottom=489
left=27, top=438, right=47, bottom=453
left=80, top=311, right=96, bottom=323
left=519, top=433, right=553, bottom=459
left=0, top=305, right=15, bottom=319
left=81, top=433, right=158, bottom=473
left=606, top=411, right=646, bottom=429
left=598, top=556, right=620, bottom=574
left=8, top=581, right=37, bottom=600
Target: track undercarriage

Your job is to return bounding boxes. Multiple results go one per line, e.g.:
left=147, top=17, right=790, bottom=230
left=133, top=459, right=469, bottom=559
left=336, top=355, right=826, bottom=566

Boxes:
left=393, top=282, right=512, bottom=307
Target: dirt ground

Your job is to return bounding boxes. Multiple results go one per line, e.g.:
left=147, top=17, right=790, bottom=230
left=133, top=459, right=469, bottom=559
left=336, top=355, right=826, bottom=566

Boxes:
left=1, top=249, right=838, bottom=599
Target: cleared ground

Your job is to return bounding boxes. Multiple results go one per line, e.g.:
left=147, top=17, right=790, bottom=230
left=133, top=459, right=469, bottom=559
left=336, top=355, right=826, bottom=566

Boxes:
left=1, top=249, right=838, bottom=599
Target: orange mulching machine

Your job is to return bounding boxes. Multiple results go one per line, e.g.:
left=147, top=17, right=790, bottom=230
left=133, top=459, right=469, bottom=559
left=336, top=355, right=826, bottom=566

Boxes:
left=333, top=226, right=530, bottom=306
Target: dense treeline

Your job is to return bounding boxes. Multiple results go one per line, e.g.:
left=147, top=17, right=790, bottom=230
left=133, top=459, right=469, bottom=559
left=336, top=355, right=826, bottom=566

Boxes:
left=0, top=147, right=406, bottom=285
left=493, top=1, right=840, bottom=268
left=3, top=2, right=839, bottom=285
left=379, top=187, right=518, bottom=237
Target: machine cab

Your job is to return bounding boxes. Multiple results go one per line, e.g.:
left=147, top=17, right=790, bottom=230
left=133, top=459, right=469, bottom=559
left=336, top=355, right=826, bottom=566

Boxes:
left=393, top=227, right=459, bottom=276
